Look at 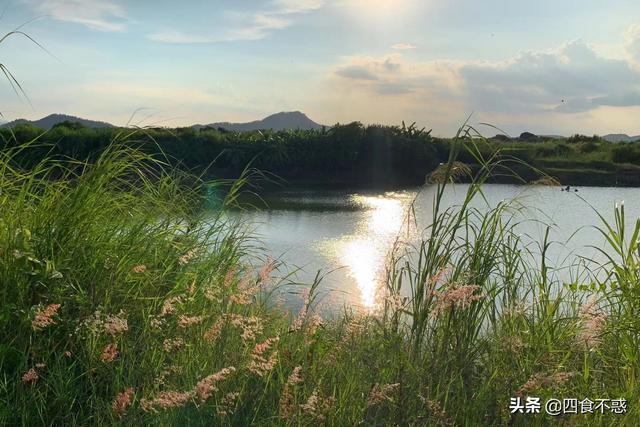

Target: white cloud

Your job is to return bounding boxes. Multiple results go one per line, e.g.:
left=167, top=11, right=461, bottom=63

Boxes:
left=625, top=23, right=640, bottom=65
left=273, top=0, right=325, bottom=13
left=459, top=40, right=640, bottom=113
left=335, top=55, right=403, bottom=78
left=333, top=39, right=640, bottom=114
left=391, top=43, right=417, bottom=50
left=27, top=0, right=127, bottom=32
left=333, top=54, right=458, bottom=97
left=220, top=2, right=325, bottom=41
left=227, top=13, right=291, bottom=41
left=326, top=29, right=640, bottom=134
left=148, top=0, right=325, bottom=43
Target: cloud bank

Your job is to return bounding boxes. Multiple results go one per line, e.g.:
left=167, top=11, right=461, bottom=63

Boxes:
left=334, top=38, right=640, bottom=115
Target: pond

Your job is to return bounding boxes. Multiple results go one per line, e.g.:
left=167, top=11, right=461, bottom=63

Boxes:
left=227, top=184, right=640, bottom=311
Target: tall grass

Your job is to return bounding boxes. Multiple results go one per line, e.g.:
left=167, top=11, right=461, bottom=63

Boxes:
left=0, top=124, right=638, bottom=426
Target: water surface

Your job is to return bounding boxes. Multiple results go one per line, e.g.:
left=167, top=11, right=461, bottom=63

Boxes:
left=227, top=184, right=640, bottom=311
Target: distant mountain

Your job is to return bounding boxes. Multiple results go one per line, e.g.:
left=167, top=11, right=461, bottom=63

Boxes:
left=1, top=114, right=114, bottom=130
left=602, top=134, right=640, bottom=143
left=197, top=111, right=325, bottom=132
left=492, top=134, right=566, bottom=140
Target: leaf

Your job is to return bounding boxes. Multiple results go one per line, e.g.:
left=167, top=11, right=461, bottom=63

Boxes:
left=50, top=271, right=63, bottom=279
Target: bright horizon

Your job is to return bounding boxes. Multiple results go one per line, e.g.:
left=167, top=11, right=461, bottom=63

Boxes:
left=1, top=0, right=639, bottom=137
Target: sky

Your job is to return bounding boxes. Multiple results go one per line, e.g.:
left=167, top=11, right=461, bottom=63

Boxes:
left=1, top=0, right=640, bottom=136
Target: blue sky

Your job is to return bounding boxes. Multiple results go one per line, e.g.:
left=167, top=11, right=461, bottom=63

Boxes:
left=1, top=0, right=640, bottom=136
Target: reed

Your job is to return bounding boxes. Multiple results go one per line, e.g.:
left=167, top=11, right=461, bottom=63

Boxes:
left=0, top=123, right=638, bottom=426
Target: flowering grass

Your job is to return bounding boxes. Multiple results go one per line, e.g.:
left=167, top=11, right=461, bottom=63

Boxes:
left=0, top=127, right=639, bottom=426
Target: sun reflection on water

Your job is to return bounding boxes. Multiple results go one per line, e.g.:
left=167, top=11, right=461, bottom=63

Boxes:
left=336, top=194, right=407, bottom=311
left=339, top=239, right=380, bottom=309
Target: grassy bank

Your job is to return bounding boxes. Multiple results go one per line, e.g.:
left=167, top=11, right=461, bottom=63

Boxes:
left=1, top=128, right=639, bottom=426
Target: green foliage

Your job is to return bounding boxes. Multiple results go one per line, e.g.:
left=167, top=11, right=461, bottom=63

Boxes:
left=1, top=126, right=640, bottom=425
left=4, top=122, right=638, bottom=188
left=612, top=143, right=640, bottom=164
left=567, top=134, right=601, bottom=144
left=0, top=122, right=440, bottom=187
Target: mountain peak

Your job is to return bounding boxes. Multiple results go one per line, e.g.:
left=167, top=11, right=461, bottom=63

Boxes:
left=603, top=133, right=640, bottom=143
left=1, top=114, right=114, bottom=130
left=203, top=111, right=325, bottom=132
left=269, top=111, right=306, bottom=118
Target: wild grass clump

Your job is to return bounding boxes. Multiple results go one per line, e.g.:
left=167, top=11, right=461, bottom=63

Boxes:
left=0, top=125, right=639, bottom=426
left=380, top=125, right=640, bottom=425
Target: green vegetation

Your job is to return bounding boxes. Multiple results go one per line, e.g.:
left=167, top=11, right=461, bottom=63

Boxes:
left=1, top=126, right=639, bottom=425
left=3, top=121, right=640, bottom=189
left=0, top=121, right=440, bottom=189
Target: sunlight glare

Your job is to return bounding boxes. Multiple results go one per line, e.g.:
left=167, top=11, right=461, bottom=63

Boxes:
left=359, top=196, right=404, bottom=235
left=336, top=195, right=407, bottom=310
left=340, top=239, right=381, bottom=310
left=344, top=0, right=418, bottom=23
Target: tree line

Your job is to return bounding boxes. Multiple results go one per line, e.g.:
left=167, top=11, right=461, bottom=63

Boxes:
left=2, top=121, right=639, bottom=188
